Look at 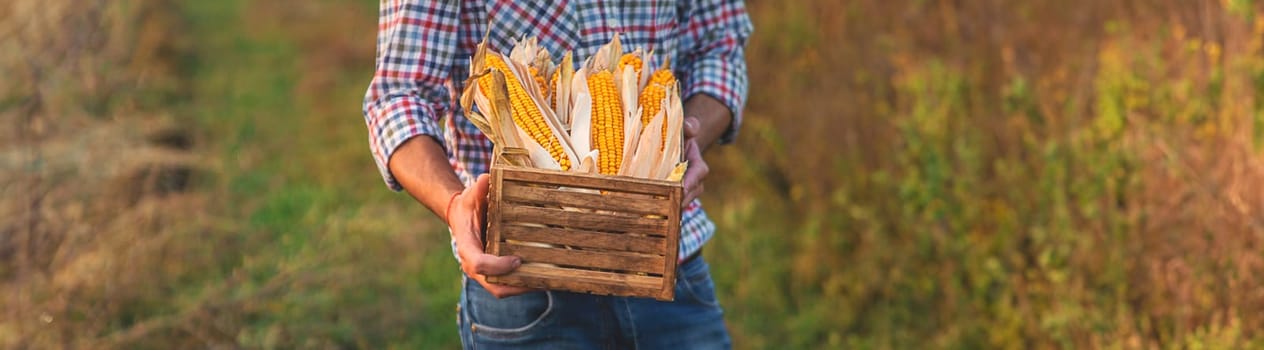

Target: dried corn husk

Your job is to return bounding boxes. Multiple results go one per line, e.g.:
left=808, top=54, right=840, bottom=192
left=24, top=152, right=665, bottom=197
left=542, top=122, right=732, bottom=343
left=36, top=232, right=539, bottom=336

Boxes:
left=464, top=34, right=687, bottom=181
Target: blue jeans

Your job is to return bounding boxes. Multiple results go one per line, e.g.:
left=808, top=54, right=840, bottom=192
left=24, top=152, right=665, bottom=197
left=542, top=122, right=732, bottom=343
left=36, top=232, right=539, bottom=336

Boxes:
left=457, top=256, right=730, bottom=349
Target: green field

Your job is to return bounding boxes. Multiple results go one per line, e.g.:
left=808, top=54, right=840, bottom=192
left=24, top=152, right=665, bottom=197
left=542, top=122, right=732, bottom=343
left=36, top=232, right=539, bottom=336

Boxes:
left=4, top=0, right=1264, bottom=348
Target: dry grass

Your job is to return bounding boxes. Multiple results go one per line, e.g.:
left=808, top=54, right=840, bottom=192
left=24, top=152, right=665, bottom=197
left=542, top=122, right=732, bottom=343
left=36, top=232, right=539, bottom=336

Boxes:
left=0, top=0, right=210, bottom=347
left=4, top=0, right=1264, bottom=348
left=712, top=0, right=1264, bottom=347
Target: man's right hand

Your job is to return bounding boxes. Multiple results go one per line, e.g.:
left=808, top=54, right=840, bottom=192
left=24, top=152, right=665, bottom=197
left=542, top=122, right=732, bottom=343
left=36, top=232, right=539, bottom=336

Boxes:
left=449, top=173, right=535, bottom=298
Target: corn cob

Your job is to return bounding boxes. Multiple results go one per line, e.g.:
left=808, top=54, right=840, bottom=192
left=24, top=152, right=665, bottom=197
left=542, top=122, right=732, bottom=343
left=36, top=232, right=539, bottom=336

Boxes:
left=550, top=69, right=560, bottom=109
left=619, top=53, right=643, bottom=82
left=638, top=68, right=676, bottom=149
left=588, top=70, right=623, bottom=175
left=639, top=68, right=677, bottom=116
left=480, top=54, right=570, bottom=170
left=639, top=84, right=666, bottom=126
left=529, top=66, right=548, bottom=97
left=465, top=34, right=683, bottom=181
left=648, top=66, right=675, bottom=86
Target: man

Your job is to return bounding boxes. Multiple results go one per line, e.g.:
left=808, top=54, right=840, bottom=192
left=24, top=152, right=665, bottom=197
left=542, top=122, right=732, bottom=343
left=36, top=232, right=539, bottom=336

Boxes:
left=362, top=1, right=751, bottom=348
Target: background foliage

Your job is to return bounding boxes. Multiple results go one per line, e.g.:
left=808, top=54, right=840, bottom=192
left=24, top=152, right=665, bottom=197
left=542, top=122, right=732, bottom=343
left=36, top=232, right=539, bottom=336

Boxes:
left=4, top=0, right=1264, bottom=348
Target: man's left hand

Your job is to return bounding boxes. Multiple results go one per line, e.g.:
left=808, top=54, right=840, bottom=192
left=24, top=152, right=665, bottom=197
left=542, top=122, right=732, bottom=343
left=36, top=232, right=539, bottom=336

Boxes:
left=681, top=116, right=710, bottom=205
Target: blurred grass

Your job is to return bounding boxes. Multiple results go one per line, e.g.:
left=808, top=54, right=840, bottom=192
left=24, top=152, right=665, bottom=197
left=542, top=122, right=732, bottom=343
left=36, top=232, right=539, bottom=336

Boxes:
left=4, top=0, right=1264, bottom=348
left=175, top=0, right=462, bottom=346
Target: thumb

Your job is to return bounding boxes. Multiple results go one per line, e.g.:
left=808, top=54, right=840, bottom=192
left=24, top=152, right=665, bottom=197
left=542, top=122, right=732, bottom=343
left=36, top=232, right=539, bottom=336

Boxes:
left=474, top=254, right=523, bottom=276
left=472, top=173, right=491, bottom=217
left=467, top=174, right=491, bottom=203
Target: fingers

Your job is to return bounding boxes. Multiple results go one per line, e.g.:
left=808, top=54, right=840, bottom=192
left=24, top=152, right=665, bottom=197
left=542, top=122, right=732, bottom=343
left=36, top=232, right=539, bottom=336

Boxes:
left=473, top=174, right=491, bottom=233
left=680, top=139, right=709, bottom=205
left=683, top=117, right=701, bottom=138
left=472, top=173, right=491, bottom=202
left=471, top=253, right=522, bottom=276
left=457, top=248, right=523, bottom=279
left=681, top=116, right=708, bottom=204
left=683, top=181, right=704, bottom=205
left=452, top=219, right=510, bottom=270
left=471, top=273, right=537, bottom=299
left=460, top=251, right=532, bottom=299
left=465, top=174, right=491, bottom=218
left=456, top=176, right=533, bottom=299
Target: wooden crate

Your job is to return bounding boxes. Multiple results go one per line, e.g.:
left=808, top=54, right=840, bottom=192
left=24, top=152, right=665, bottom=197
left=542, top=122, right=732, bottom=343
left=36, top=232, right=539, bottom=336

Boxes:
left=484, top=161, right=683, bottom=301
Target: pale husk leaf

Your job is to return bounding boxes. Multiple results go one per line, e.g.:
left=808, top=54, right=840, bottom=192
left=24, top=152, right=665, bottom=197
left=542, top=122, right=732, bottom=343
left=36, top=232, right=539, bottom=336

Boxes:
left=554, top=51, right=574, bottom=127
left=575, top=149, right=599, bottom=175
left=616, top=67, right=641, bottom=175
left=568, top=67, right=592, bottom=158
left=494, top=50, right=578, bottom=169
left=630, top=110, right=664, bottom=178
left=656, top=84, right=685, bottom=179
left=517, top=126, right=561, bottom=171
left=638, top=50, right=654, bottom=91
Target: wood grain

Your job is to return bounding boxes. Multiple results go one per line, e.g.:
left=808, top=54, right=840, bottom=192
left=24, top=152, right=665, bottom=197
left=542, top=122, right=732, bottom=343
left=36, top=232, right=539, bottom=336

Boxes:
left=500, top=165, right=677, bottom=195
left=500, top=244, right=665, bottom=274
left=484, top=164, right=683, bottom=300
left=500, top=264, right=662, bottom=289
left=659, top=185, right=684, bottom=300
left=499, top=224, right=666, bottom=254
left=501, top=182, right=673, bottom=216
left=488, top=264, right=668, bottom=300
left=491, top=274, right=664, bottom=300
left=500, top=205, right=671, bottom=235
left=487, top=168, right=505, bottom=256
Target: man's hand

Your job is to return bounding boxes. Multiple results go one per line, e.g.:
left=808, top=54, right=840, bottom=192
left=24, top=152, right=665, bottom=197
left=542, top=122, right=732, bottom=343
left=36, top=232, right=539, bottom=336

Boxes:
left=449, top=174, right=534, bottom=298
left=681, top=117, right=710, bottom=205
left=680, top=94, right=734, bottom=205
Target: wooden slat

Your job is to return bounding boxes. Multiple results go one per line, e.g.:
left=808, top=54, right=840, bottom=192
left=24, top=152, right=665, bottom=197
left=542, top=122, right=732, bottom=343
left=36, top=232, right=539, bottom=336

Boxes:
left=505, top=180, right=665, bottom=203
left=501, top=166, right=678, bottom=195
left=501, top=244, right=665, bottom=274
left=500, top=225, right=666, bottom=254
left=491, top=273, right=665, bottom=300
left=498, top=264, right=662, bottom=289
left=487, top=168, right=506, bottom=256
left=489, top=264, right=666, bottom=300
left=485, top=161, right=683, bottom=300
left=501, top=182, right=673, bottom=216
left=659, top=185, right=684, bottom=300
left=501, top=205, right=670, bottom=235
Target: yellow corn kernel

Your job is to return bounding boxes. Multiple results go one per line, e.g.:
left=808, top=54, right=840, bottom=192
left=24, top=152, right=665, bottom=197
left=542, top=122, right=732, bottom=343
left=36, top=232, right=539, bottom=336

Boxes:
left=638, top=83, right=666, bottom=126
left=639, top=67, right=676, bottom=149
left=648, top=67, right=675, bottom=87
left=550, top=69, right=560, bottom=109
left=481, top=55, right=570, bottom=170
left=529, top=66, right=548, bottom=96
left=588, top=70, right=623, bottom=175
left=619, top=53, right=642, bottom=82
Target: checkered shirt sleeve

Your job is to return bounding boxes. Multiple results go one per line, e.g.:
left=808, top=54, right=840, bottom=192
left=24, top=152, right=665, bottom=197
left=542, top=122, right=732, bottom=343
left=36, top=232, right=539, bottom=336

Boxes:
left=678, top=0, right=754, bottom=144
left=362, top=1, right=462, bottom=191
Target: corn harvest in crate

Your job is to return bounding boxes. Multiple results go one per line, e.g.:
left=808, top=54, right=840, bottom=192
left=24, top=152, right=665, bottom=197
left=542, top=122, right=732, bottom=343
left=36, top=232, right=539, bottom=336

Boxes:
left=460, top=34, right=689, bottom=300
left=459, top=35, right=687, bottom=181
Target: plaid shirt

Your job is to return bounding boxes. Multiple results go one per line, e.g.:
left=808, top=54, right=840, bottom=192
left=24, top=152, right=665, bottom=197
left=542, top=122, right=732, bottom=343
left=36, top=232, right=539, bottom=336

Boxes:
left=363, top=0, right=752, bottom=261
